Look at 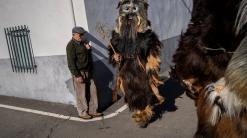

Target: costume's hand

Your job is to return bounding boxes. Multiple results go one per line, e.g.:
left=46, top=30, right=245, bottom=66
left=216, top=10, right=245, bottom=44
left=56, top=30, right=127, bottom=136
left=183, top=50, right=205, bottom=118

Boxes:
left=75, top=76, right=84, bottom=83
left=85, top=43, right=91, bottom=49
left=113, top=53, right=121, bottom=62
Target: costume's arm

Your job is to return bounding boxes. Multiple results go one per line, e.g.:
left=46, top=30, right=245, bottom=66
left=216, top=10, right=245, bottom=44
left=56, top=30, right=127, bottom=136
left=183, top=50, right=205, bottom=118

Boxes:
left=108, top=30, right=121, bottom=67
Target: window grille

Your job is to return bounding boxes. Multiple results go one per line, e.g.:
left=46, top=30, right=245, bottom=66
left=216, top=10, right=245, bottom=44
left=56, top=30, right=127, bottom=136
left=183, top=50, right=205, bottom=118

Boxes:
left=4, top=25, right=37, bottom=73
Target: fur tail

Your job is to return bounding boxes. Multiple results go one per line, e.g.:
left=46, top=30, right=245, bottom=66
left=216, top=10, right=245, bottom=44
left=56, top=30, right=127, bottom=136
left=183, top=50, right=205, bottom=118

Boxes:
left=204, top=34, right=247, bottom=126
left=225, top=0, right=247, bottom=107
left=206, top=33, right=247, bottom=125
left=225, top=36, right=247, bottom=107
left=205, top=0, right=247, bottom=125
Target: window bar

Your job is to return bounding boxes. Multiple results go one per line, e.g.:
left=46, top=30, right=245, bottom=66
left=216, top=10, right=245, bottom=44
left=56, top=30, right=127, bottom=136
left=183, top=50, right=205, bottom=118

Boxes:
left=8, top=27, right=18, bottom=72
left=21, top=26, right=32, bottom=72
left=13, top=26, right=24, bottom=72
left=23, top=25, right=33, bottom=73
left=4, top=28, right=14, bottom=72
left=23, top=25, right=34, bottom=72
left=17, top=26, right=27, bottom=72
left=4, top=25, right=36, bottom=73
left=19, top=25, right=30, bottom=73
left=10, top=27, right=20, bottom=72
left=15, top=26, right=26, bottom=72
left=22, top=25, right=30, bottom=72
left=26, top=25, right=37, bottom=73
left=20, top=26, right=29, bottom=73
left=22, top=26, right=30, bottom=72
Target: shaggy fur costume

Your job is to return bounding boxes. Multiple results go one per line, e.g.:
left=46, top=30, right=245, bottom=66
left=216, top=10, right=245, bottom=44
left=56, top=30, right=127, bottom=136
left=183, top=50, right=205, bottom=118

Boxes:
left=195, top=35, right=247, bottom=138
left=171, top=0, right=243, bottom=99
left=172, top=0, right=247, bottom=137
left=108, top=0, right=164, bottom=127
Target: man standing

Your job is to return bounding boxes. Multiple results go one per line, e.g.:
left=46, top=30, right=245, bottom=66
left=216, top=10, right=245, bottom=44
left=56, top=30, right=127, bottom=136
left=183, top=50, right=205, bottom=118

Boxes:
left=66, top=26, right=102, bottom=119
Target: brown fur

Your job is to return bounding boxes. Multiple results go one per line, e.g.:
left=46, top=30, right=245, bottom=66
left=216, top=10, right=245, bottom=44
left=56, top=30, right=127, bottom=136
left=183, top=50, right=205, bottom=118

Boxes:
left=171, top=0, right=242, bottom=98
left=171, top=0, right=247, bottom=137
left=109, top=0, right=163, bottom=127
left=195, top=87, right=247, bottom=138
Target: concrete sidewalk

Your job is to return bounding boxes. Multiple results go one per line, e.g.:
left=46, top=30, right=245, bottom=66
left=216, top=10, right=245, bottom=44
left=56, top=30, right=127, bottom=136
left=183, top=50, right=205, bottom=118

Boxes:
left=0, top=79, right=197, bottom=138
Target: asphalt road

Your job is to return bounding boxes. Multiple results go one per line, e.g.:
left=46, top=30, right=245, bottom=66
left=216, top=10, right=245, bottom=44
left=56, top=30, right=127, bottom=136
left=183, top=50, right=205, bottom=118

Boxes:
left=0, top=79, right=197, bottom=138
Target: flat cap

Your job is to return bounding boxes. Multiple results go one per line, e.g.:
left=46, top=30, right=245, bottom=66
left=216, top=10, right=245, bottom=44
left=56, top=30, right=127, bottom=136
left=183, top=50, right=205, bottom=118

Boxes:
left=72, top=26, right=86, bottom=34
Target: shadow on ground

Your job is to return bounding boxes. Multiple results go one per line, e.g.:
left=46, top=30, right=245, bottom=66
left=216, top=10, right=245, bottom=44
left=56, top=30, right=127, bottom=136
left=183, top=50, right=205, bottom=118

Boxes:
left=150, top=78, right=185, bottom=124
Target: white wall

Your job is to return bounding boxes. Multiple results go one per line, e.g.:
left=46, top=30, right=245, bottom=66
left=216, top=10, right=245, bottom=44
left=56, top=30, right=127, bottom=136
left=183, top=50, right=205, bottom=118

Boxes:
left=0, top=0, right=90, bottom=104
left=72, top=0, right=89, bottom=30
left=0, top=0, right=89, bottom=59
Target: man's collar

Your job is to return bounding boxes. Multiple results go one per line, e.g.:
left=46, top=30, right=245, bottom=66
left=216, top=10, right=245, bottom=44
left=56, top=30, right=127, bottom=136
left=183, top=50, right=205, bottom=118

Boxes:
left=72, top=38, right=82, bottom=46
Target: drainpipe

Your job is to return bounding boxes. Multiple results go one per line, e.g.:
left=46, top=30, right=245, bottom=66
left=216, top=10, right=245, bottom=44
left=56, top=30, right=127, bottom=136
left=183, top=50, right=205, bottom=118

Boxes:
left=70, top=0, right=76, bottom=26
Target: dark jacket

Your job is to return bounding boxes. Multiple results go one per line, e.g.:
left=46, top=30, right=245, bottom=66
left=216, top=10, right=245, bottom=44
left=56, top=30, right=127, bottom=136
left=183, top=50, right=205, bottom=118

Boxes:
left=66, top=39, right=93, bottom=77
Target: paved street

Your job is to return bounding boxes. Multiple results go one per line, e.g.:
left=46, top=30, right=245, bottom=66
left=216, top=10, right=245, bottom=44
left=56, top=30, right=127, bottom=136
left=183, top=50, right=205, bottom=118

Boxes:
left=0, top=79, right=197, bottom=138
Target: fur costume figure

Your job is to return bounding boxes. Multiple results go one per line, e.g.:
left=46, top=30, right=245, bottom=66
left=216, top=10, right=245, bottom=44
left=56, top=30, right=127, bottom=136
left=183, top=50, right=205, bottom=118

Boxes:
left=108, top=0, right=164, bottom=127
left=173, top=0, right=247, bottom=137
left=171, top=0, right=243, bottom=99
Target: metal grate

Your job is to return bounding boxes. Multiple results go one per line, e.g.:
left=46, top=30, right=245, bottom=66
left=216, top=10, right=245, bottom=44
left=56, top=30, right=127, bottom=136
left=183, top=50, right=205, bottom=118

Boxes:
left=4, top=25, right=37, bottom=73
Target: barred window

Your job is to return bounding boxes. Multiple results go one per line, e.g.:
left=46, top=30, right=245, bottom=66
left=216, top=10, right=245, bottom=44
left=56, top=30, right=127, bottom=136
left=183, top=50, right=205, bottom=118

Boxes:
left=4, top=25, right=37, bottom=73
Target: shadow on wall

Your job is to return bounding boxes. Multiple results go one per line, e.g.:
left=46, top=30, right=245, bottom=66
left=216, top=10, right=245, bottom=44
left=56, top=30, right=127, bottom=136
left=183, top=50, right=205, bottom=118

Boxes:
left=85, top=32, right=108, bottom=59
left=86, top=31, right=115, bottom=112
left=92, top=57, right=114, bottom=112
left=65, top=78, right=75, bottom=98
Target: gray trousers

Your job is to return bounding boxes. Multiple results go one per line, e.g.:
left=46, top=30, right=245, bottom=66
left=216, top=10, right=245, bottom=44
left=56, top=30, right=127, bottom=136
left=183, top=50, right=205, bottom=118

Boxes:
left=73, top=71, right=98, bottom=116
